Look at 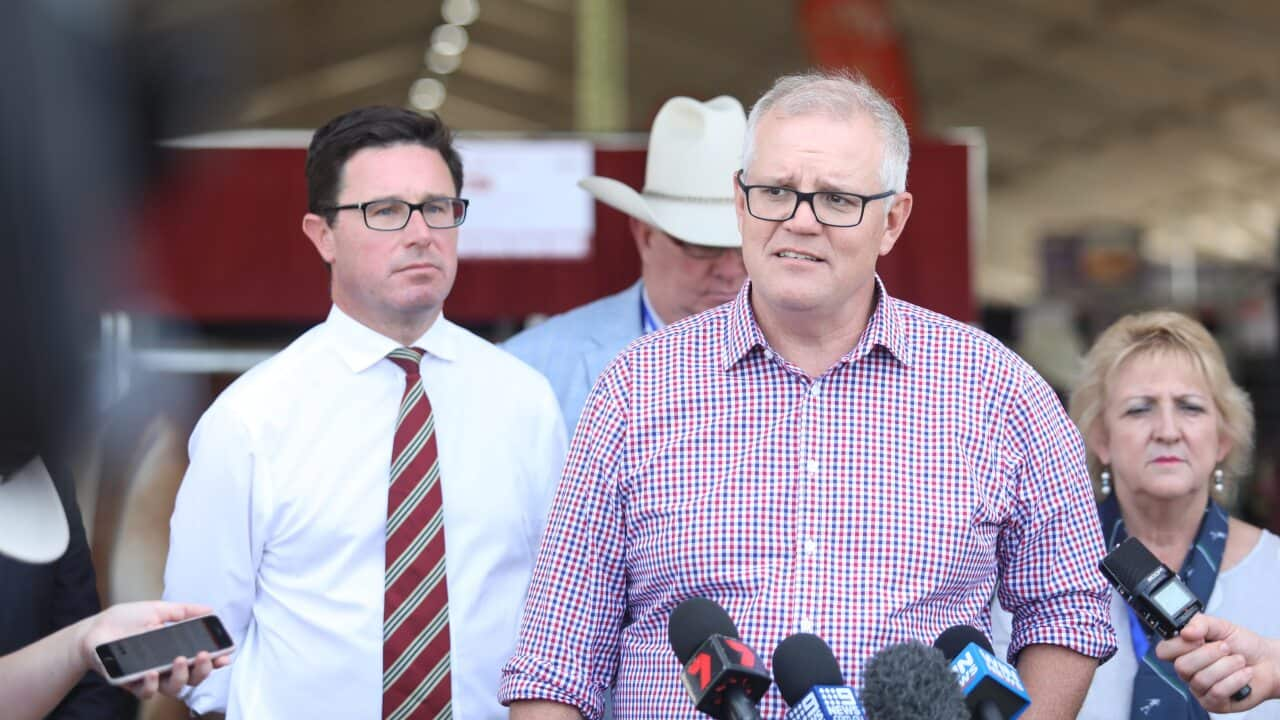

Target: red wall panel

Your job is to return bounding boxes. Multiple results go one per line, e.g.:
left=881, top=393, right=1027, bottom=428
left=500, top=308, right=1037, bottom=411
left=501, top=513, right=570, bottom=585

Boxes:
left=126, top=139, right=971, bottom=324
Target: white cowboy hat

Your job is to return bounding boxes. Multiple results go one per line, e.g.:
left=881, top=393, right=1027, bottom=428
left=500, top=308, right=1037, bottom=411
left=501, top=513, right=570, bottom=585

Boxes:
left=579, top=95, right=746, bottom=248
left=0, top=456, right=68, bottom=563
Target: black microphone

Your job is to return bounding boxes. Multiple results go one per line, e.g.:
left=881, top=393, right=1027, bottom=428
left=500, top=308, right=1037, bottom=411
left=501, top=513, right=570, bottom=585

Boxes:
left=1100, top=536, right=1252, bottom=703
left=860, top=640, right=969, bottom=720
left=668, top=597, right=771, bottom=720
left=933, top=626, right=1029, bottom=720
left=772, top=633, right=865, bottom=719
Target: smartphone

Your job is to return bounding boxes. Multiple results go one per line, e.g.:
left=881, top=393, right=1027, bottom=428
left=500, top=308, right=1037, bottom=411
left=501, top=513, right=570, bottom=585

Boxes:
left=94, top=614, right=235, bottom=686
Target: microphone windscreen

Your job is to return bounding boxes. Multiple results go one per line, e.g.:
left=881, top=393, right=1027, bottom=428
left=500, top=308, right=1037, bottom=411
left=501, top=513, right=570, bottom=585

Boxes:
left=668, top=597, right=740, bottom=664
left=861, top=641, right=968, bottom=720
left=933, top=624, right=993, bottom=660
left=1102, top=536, right=1163, bottom=590
left=772, top=633, right=845, bottom=706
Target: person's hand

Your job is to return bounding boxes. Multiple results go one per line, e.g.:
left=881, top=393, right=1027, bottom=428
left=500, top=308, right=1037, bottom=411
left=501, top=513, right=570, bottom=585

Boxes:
left=78, top=602, right=232, bottom=700
left=1156, top=613, right=1280, bottom=712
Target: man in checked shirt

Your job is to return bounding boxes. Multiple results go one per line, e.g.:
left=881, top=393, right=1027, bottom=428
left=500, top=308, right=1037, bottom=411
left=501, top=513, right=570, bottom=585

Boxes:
left=501, top=70, right=1117, bottom=720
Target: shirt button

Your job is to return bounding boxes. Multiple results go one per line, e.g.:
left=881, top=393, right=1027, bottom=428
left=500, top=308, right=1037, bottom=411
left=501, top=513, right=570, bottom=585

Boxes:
left=763, top=349, right=775, bottom=361
left=799, top=617, right=814, bottom=634
left=804, top=539, right=817, bottom=555
left=808, top=383, right=821, bottom=397
left=806, top=459, right=819, bottom=476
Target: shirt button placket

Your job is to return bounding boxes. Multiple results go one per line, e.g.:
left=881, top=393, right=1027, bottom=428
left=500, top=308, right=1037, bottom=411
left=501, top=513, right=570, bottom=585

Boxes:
left=796, top=380, right=823, bottom=641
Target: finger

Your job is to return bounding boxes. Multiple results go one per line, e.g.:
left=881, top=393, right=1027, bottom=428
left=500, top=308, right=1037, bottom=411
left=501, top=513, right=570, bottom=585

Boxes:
left=131, top=670, right=161, bottom=700
left=188, top=651, right=216, bottom=685
left=124, top=678, right=148, bottom=700
left=1172, top=641, right=1234, bottom=680
left=212, top=654, right=233, bottom=669
left=1156, top=635, right=1203, bottom=662
left=161, top=657, right=191, bottom=696
left=1178, top=613, right=1210, bottom=642
left=152, top=603, right=216, bottom=624
left=1185, top=654, right=1248, bottom=698
left=1198, top=614, right=1238, bottom=644
left=1204, top=667, right=1258, bottom=712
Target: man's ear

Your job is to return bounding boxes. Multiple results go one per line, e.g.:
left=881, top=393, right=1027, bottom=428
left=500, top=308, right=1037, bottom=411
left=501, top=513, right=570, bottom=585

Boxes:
left=734, top=170, right=749, bottom=237
left=878, top=191, right=913, bottom=257
left=302, top=213, right=336, bottom=264
left=630, top=215, right=657, bottom=258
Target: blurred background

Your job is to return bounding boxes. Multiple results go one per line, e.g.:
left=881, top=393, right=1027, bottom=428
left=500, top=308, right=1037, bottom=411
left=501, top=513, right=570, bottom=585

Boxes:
left=18, top=1, right=1279, bottom=715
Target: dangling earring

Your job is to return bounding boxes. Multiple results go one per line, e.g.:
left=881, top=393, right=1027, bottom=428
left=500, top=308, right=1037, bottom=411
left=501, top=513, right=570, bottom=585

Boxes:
left=1099, top=466, right=1112, bottom=497
left=1213, top=466, right=1225, bottom=494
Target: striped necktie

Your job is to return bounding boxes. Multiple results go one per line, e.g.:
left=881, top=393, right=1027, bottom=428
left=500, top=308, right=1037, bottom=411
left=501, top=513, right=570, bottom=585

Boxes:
left=383, top=347, right=451, bottom=719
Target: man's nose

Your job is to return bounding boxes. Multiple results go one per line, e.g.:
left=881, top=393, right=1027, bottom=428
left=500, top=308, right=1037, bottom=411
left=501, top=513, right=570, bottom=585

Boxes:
left=401, top=207, right=436, bottom=240
left=784, top=196, right=823, bottom=232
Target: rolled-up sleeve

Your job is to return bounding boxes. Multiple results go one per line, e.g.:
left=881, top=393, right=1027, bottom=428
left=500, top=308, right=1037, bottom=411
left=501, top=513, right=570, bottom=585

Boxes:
left=499, top=362, right=630, bottom=719
left=995, top=369, right=1117, bottom=664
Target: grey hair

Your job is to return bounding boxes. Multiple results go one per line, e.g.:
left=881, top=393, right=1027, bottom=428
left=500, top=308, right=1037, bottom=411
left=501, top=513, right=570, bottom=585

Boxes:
left=742, top=69, right=910, bottom=194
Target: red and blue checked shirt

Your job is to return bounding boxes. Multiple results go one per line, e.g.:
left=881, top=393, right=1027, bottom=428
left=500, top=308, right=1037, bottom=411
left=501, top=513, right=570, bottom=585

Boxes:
left=500, top=279, right=1116, bottom=719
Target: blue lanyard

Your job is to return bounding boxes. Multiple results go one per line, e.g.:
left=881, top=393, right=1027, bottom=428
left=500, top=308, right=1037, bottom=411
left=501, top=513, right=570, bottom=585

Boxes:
left=1126, top=606, right=1150, bottom=660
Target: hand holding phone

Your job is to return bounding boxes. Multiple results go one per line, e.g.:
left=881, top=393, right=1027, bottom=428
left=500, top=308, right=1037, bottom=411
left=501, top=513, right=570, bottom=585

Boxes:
left=85, top=603, right=234, bottom=694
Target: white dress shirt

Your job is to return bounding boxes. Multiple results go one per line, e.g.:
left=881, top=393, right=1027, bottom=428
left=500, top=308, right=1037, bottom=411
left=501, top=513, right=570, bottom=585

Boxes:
left=163, top=305, right=567, bottom=719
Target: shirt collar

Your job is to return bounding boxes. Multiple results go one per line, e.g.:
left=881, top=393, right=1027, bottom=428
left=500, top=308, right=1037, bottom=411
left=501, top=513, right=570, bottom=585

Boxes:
left=721, top=275, right=913, bottom=370
left=640, top=285, right=666, bottom=333
left=326, top=304, right=460, bottom=374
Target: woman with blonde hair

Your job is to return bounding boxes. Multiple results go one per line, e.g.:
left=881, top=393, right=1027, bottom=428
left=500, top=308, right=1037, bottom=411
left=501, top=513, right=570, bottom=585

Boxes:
left=996, top=310, right=1280, bottom=719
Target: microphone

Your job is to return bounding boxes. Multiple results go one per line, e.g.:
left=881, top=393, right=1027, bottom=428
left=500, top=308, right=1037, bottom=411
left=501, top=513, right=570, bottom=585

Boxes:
left=667, top=597, right=771, bottom=720
left=1100, top=536, right=1252, bottom=702
left=772, top=633, right=865, bottom=719
left=860, top=640, right=969, bottom=720
left=933, top=625, right=1030, bottom=720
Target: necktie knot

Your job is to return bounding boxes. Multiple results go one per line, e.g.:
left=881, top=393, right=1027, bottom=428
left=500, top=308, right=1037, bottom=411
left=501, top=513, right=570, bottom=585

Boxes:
left=387, top=347, right=424, bottom=378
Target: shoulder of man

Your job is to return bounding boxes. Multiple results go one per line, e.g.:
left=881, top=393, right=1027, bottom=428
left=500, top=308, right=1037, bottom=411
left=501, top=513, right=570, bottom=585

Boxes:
left=198, top=322, right=329, bottom=422
left=441, top=319, right=562, bottom=401
left=890, top=296, right=1035, bottom=375
left=502, top=282, right=641, bottom=358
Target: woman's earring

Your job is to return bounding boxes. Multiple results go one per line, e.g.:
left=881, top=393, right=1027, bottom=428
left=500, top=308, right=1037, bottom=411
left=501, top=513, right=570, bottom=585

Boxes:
left=1213, top=466, right=1225, bottom=494
left=1099, top=466, right=1112, bottom=497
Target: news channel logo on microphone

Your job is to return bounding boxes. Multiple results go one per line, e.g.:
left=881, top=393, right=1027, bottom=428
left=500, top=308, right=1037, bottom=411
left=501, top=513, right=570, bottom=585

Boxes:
left=787, top=685, right=865, bottom=720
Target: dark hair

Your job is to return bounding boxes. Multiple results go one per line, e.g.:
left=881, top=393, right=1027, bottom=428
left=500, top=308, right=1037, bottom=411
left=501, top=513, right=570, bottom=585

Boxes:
left=305, top=105, right=464, bottom=222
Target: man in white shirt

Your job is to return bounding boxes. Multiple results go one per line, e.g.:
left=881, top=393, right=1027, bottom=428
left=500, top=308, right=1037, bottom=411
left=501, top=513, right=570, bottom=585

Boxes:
left=163, top=106, right=567, bottom=719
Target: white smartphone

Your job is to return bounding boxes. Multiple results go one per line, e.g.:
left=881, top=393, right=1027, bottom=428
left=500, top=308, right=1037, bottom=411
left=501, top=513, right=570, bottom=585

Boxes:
left=94, top=614, right=235, bottom=686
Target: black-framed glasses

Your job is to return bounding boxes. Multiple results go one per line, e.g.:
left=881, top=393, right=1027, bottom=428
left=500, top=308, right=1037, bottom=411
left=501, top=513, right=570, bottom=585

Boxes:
left=735, top=171, right=894, bottom=228
left=322, top=197, right=469, bottom=231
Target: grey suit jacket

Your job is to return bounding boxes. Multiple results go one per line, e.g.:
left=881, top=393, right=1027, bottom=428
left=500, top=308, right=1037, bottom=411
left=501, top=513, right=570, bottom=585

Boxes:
left=502, top=281, right=643, bottom=437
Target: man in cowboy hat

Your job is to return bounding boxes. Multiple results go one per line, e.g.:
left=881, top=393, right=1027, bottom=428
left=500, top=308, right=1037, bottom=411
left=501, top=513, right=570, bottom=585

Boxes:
left=503, top=95, right=748, bottom=434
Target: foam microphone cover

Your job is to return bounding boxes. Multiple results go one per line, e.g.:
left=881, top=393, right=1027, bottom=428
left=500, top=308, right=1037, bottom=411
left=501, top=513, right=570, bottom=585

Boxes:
left=773, top=633, right=846, bottom=706
left=669, top=597, right=740, bottom=663
left=861, top=641, right=969, bottom=720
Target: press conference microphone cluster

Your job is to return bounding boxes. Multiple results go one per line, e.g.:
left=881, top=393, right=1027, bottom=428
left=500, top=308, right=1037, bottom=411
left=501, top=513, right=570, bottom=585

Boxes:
left=668, top=597, right=771, bottom=720
left=933, top=625, right=1030, bottom=720
left=772, top=633, right=864, bottom=719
